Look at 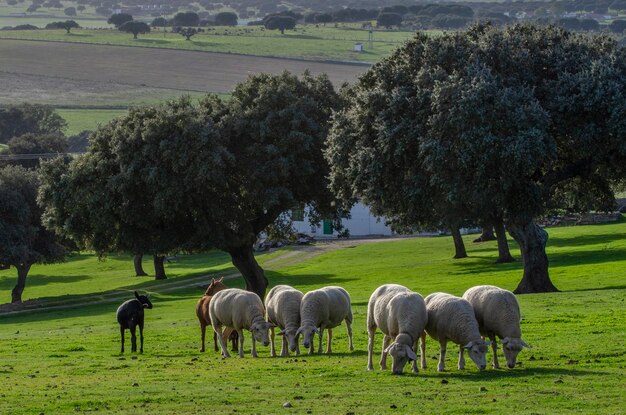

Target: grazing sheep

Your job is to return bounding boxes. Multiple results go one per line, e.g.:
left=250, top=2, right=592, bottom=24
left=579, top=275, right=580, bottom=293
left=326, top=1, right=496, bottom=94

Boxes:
left=420, top=292, right=489, bottom=371
left=195, top=277, right=239, bottom=353
left=116, top=291, right=153, bottom=353
left=463, top=285, right=530, bottom=369
left=367, top=284, right=428, bottom=375
left=209, top=288, right=274, bottom=358
left=265, top=285, right=304, bottom=357
left=298, top=286, right=354, bottom=354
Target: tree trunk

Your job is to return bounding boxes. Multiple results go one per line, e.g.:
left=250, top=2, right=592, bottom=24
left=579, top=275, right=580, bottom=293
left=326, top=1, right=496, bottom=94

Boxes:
left=450, top=227, right=468, bottom=259
left=134, top=254, right=148, bottom=276
left=153, top=255, right=167, bottom=280
left=11, top=263, right=32, bottom=303
left=473, top=221, right=496, bottom=242
left=494, top=219, right=515, bottom=263
left=133, top=33, right=138, bottom=39
left=228, top=245, right=268, bottom=300
left=507, top=220, right=559, bottom=293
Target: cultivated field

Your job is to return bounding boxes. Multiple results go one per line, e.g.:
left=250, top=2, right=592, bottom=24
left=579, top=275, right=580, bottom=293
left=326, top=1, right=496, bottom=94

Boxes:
left=0, top=39, right=367, bottom=104
left=1, top=220, right=624, bottom=414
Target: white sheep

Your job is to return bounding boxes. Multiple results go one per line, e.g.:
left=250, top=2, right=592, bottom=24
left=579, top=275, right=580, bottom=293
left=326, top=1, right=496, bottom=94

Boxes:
left=463, top=285, right=530, bottom=369
left=421, top=292, right=489, bottom=371
left=298, top=286, right=354, bottom=354
left=265, top=284, right=304, bottom=357
left=367, top=284, right=428, bottom=375
left=209, top=288, right=274, bottom=358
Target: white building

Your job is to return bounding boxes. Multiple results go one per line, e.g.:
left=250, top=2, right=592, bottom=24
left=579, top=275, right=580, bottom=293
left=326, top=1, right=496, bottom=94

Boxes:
left=291, top=203, right=394, bottom=238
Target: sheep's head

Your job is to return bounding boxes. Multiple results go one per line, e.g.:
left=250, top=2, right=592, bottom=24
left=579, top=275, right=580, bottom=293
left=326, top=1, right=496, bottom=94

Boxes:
left=501, top=337, right=530, bottom=368
left=464, top=340, right=490, bottom=370
left=384, top=341, right=418, bottom=375
left=250, top=321, right=273, bottom=347
left=297, top=325, right=320, bottom=349
left=134, top=291, right=153, bottom=309
left=205, top=277, right=227, bottom=296
left=278, top=328, right=300, bottom=352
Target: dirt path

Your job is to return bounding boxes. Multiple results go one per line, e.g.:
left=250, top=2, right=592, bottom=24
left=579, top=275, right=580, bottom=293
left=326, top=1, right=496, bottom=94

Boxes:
left=0, top=237, right=405, bottom=317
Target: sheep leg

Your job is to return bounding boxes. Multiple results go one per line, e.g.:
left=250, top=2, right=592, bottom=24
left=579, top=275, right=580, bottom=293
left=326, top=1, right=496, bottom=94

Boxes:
left=346, top=319, right=354, bottom=351
left=411, top=340, right=419, bottom=373
left=214, top=324, right=231, bottom=358
left=420, top=332, right=427, bottom=369
left=281, top=333, right=289, bottom=357
left=380, top=334, right=391, bottom=370
left=139, top=321, right=144, bottom=354
left=326, top=328, right=333, bottom=354
left=251, top=331, right=259, bottom=358
left=367, top=325, right=376, bottom=371
left=269, top=326, right=277, bottom=357
left=129, top=323, right=137, bottom=353
left=490, top=335, right=500, bottom=369
left=458, top=344, right=465, bottom=370
left=213, top=331, right=219, bottom=352
left=437, top=338, right=447, bottom=372
left=317, top=327, right=324, bottom=354
left=119, top=326, right=125, bottom=354
left=238, top=330, right=246, bottom=358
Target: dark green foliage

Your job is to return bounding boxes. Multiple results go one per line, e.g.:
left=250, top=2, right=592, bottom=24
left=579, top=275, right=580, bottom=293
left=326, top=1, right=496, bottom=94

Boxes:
left=264, top=15, right=296, bottom=34
left=151, top=17, right=168, bottom=28
left=215, top=11, right=238, bottom=26
left=66, top=130, right=90, bottom=153
left=107, top=13, right=133, bottom=28
left=39, top=73, right=342, bottom=297
left=174, top=27, right=200, bottom=40
left=609, top=19, right=626, bottom=33
left=327, top=24, right=626, bottom=293
left=0, top=165, right=68, bottom=302
left=64, top=7, right=76, bottom=17
left=3, top=133, right=68, bottom=168
left=1, top=24, right=39, bottom=30
left=376, top=12, right=402, bottom=29
left=172, top=11, right=200, bottom=27
left=45, top=20, right=80, bottom=33
left=0, top=104, right=66, bottom=144
left=119, top=21, right=150, bottom=39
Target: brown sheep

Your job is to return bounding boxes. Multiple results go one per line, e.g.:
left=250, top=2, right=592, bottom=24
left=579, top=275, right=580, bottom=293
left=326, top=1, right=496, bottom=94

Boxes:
left=196, top=277, right=238, bottom=352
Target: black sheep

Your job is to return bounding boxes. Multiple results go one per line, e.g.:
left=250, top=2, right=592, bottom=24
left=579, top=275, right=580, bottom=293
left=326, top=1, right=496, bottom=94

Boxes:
left=116, top=291, right=153, bottom=353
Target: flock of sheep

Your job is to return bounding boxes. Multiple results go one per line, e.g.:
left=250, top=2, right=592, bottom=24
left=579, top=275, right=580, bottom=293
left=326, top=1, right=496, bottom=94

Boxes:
left=116, top=280, right=530, bottom=375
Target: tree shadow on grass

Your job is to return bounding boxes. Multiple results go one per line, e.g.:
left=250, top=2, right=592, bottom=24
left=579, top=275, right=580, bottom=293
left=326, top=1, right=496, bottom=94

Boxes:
left=133, top=38, right=169, bottom=45
left=546, top=232, right=626, bottom=248
left=0, top=274, right=90, bottom=292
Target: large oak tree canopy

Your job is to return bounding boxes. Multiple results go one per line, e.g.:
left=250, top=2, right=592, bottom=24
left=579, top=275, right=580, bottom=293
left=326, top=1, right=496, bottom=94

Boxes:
left=326, top=24, right=626, bottom=293
left=39, top=72, right=341, bottom=299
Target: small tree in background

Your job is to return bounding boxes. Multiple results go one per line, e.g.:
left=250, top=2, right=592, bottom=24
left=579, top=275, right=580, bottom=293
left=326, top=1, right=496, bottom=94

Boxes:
left=119, top=21, right=150, bottom=39
left=2, top=133, right=68, bottom=169
left=215, top=11, right=238, bottom=26
left=174, top=27, right=200, bottom=40
left=0, top=104, right=66, bottom=144
left=0, top=165, right=69, bottom=303
left=264, top=16, right=296, bottom=34
left=64, top=7, right=76, bottom=17
left=108, top=13, right=133, bottom=28
left=172, top=11, right=200, bottom=27
left=376, top=12, right=402, bottom=28
left=45, top=20, right=80, bottom=33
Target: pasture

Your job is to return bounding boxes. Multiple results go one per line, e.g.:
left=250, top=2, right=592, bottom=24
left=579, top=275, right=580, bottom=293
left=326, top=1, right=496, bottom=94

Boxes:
left=0, top=25, right=415, bottom=63
left=1, top=219, right=624, bottom=414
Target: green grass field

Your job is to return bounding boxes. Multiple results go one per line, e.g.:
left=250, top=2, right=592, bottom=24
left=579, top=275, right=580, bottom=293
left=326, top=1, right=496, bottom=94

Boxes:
left=57, top=108, right=127, bottom=135
left=0, top=25, right=416, bottom=63
left=1, top=219, right=624, bottom=414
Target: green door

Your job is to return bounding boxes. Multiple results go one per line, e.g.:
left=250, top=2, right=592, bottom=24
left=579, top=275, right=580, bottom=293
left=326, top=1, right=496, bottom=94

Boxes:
left=322, top=220, right=333, bottom=235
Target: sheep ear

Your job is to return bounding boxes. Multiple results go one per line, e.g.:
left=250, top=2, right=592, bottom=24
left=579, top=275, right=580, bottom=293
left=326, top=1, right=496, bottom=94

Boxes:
left=521, top=339, right=532, bottom=349
left=218, top=276, right=224, bottom=282
left=211, top=278, right=216, bottom=284
left=277, top=331, right=285, bottom=337
left=268, top=323, right=277, bottom=328
left=501, top=337, right=510, bottom=345
left=313, top=327, right=320, bottom=334
left=295, top=327, right=302, bottom=336
left=134, top=291, right=140, bottom=300
left=406, top=345, right=419, bottom=361
left=463, top=342, right=474, bottom=349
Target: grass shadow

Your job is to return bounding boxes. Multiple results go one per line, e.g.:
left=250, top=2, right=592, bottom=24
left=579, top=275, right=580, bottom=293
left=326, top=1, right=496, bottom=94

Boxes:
left=133, top=39, right=169, bottom=45
left=0, top=274, right=90, bottom=291
left=414, top=366, right=607, bottom=380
